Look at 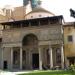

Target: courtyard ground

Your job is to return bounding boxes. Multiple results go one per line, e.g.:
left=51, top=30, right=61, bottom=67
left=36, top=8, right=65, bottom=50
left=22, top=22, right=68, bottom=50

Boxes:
left=0, top=70, right=75, bottom=75
left=0, top=70, right=31, bottom=75
left=18, top=70, right=75, bottom=75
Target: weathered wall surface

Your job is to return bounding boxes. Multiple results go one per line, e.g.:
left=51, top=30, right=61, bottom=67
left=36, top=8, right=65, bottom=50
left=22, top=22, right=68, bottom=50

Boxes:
left=64, top=25, right=75, bottom=57
left=2, top=24, right=62, bottom=47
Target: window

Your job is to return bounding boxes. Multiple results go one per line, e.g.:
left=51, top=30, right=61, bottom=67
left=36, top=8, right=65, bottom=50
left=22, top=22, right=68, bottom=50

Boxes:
left=0, top=38, right=2, bottom=42
left=39, top=15, right=42, bottom=17
left=56, top=48, right=61, bottom=65
left=68, top=27, right=71, bottom=31
left=50, top=18, right=59, bottom=24
left=31, top=16, right=33, bottom=18
left=68, top=35, right=73, bottom=42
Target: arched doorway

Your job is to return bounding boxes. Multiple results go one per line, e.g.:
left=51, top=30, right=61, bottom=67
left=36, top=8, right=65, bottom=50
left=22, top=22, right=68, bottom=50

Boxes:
left=22, top=34, right=39, bottom=69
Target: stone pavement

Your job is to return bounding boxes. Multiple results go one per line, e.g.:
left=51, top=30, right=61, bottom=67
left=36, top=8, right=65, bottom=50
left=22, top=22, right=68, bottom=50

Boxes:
left=0, top=71, right=30, bottom=75
left=0, top=72, right=15, bottom=75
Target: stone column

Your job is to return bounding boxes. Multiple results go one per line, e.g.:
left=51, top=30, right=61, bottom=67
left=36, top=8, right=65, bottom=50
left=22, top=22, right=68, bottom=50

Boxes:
left=61, top=45, right=64, bottom=69
left=20, top=47, right=22, bottom=70
left=29, top=50, right=31, bottom=69
left=1, top=47, right=4, bottom=69
left=11, top=47, right=13, bottom=70
left=49, top=46, right=53, bottom=69
left=39, top=46, right=42, bottom=70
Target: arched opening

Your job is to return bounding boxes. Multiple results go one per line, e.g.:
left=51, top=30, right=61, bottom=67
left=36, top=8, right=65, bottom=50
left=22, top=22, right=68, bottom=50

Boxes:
left=22, top=34, right=39, bottom=69
left=22, top=34, right=38, bottom=47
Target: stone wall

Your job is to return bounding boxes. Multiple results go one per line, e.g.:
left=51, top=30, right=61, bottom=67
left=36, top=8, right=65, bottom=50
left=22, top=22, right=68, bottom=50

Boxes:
left=2, top=24, right=63, bottom=47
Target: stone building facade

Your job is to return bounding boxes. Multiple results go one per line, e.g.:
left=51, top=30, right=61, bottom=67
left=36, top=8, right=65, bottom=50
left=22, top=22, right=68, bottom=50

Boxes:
left=0, top=1, right=75, bottom=70
left=0, top=6, right=26, bottom=22
left=0, top=16, right=64, bottom=70
left=64, top=22, right=75, bottom=67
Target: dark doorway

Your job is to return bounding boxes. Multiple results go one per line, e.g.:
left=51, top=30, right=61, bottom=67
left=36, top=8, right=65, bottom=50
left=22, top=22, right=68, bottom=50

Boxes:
left=32, top=54, right=39, bottom=69
left=3, top=61, right=8, bottom=69
left=69, top=59, right=74, bottom=65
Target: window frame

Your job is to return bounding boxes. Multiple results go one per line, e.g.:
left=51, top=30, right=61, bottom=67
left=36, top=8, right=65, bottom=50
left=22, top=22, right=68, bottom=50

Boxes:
left=67, top=35, right=73, bottom=42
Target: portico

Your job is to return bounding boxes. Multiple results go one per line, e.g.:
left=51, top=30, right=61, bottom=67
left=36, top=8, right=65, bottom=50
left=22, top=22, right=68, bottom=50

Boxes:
left=1, top=44, right=64, bottom=70
left=0, top=16, right=64, bottom=70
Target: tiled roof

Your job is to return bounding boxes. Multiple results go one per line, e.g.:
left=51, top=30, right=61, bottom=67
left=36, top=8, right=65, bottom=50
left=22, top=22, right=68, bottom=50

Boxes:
left=63, top=22, right=75, bottom=26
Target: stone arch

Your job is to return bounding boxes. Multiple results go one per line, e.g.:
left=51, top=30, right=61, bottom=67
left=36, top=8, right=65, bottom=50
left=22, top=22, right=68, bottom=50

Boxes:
left=22, top=34, right=38, bottom=47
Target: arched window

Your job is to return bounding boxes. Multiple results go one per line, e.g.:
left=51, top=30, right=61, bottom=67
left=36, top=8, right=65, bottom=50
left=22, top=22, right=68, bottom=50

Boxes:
left=22, top=34, right=38, bottom=46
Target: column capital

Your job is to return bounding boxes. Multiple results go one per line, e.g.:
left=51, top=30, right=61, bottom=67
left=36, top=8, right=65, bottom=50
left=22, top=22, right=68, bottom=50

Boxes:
left=61, top=44, right=64, bottom=46
left=38, top=45, right=43, bottom=48
left=49, top=41, right=51, bottom=46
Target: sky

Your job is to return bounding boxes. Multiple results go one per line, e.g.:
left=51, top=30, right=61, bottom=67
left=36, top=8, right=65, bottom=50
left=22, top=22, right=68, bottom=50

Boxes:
left=0, top=0, right=75, bottom=22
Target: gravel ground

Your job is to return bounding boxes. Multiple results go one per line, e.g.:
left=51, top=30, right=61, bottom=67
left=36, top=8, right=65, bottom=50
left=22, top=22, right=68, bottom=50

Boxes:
left=0, top=71, right=30, bottom=75
left=0, top=72, right=15, bottom=75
